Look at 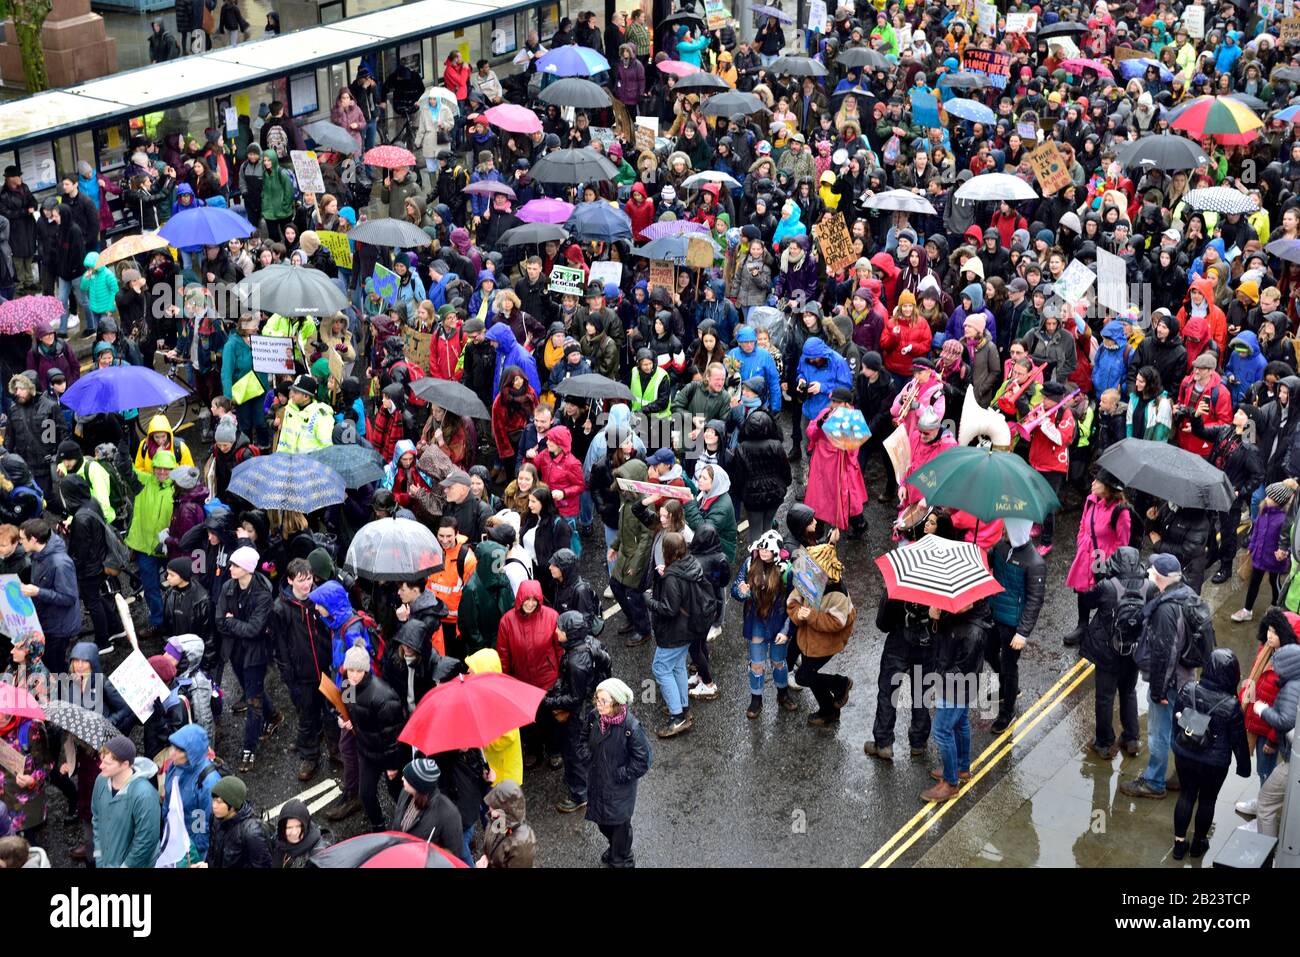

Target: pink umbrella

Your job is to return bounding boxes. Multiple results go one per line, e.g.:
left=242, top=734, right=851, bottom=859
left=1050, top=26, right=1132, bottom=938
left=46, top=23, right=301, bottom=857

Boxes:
left=362, top=145, right=417, bottom=169
left=517, top=197, right=576, bottom=224
left=0, top=295, right=65, bottom=334
left=639, top=220, right=711, bottom=241
left=1060, top=58, right=1114, bottom=79
left=0, top=682, right=45, bottom=720
left=483, top=103, right=543, bottom=134
left=658, top=59, right=702, bottom=78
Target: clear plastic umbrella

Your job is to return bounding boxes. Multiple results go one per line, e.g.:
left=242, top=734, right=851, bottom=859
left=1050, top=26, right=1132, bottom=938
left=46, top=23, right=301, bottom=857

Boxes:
left=954, top=173, right=1038, bottom=202
left=344, top=517, right=444, bottom=581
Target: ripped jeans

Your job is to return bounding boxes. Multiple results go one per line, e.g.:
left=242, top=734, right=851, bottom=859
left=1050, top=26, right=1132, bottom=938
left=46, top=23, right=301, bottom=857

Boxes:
left=748, top=630, right=789, bottom=695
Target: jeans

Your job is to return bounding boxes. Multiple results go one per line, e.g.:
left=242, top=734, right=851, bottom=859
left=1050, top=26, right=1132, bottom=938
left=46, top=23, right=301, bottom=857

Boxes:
left=611, top=578, right=651, bottom=638
left=759, top=53, right=778, bottom=66
left=136, top=551, right=164, bottom=627
left=55, top=277, right=73, bottom=317
left=1093, top=658, right=1140, bottom=749
left=1250, top=483, right=1267, bottom=521
left=579, top=491, right=594, bottom=529
left=604, top=524, right=618, bottom=575
left=871, top=631, right=933, bottom=749
left=461, top=822, right=476, bottom=867
left=1140, top=692, right=1174, bottom=790
left=748, top=631, right=789, bottom=695
left=652, top=644, right=691, bottom=716
left=236, top=659, right=278, bottom=752
left=932, top=702, right=971, bottom=785
left=1256, top=738, right=1279, bottom=785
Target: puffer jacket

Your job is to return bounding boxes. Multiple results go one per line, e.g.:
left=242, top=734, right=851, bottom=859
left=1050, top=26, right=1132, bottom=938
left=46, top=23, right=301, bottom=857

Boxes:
left=731, top=253, right=773, bottom=309
left=646, top=552, right=707, bottom=648
left=384, top=590, right=459, bottom=713
left=550, top=548, right=599, bottom=630
left=579, top=708, right=652, bottom=826
left=542, top=616, right=603, bottom=727
left=731, top=410, right=791, bottom=512
left=347, top=672, right=405, bottom=767
left=611, top=459, right=654, bottom=588
left=1081, top=547, right=1157, bottom=672
left=1258, top=643, right=1300, bottom=761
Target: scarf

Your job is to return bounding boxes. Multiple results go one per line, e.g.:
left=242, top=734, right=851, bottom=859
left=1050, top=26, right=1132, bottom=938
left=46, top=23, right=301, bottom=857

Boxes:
left=599, top=706, right=628, bottom=734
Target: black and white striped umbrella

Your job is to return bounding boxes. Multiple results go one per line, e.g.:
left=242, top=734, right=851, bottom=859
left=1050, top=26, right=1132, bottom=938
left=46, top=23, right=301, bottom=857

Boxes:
left=1182, top=187, right=1259, bottom=215
left=874, top=534, right=1003, bottom=613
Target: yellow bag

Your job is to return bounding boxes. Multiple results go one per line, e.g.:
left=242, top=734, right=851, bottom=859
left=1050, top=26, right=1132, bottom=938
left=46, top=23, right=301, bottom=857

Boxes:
left=232, top=370, right=265, bottom=406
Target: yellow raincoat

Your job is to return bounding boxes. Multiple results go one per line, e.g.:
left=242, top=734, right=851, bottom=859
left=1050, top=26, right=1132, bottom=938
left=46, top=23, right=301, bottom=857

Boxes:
left=465, top=648, right=524, bottom=787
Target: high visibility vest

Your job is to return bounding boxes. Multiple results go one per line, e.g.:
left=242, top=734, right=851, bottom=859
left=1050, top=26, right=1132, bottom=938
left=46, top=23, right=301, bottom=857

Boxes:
left=276, top=400, right=334, bottom=454
left=427, top=539, right=475, bottom=622
left=632, top=366, right=671, bottom=419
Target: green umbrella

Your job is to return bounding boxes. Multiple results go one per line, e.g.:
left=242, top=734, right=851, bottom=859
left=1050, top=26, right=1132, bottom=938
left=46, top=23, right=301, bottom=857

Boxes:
left=903, top=446, right=1061, bottom=522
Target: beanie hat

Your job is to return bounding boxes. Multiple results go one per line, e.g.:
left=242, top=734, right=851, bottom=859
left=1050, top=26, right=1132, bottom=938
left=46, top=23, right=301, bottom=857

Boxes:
left=149, top=654, right=177, bottom=685
left=171, top=465, right=200, bottom=490
left=1238, top=280, right=1260, bottom=304
left=213, top=414, right=238, bottom=444
left=964, top=313, right=987, bottom=336
left=863, top=351, right=884, bottom=372
left=167, top=556, right=194, bottom=582
left=104, top=734, right=136, bottom=764
left=1267, top=482, right=1295, bottom=510
left=830, top=386, right=855, bottom=404
left=343, top=645, right=371, bottom=672
left=897, top=290, right=917, bottom=308
left=402, top=758, right=442, bottom=794
left=596, top=677, right=635, bottom=706
left=211, top=776, right=247, bottom=809
left=1150, top=553, right=1183, bottom=577
left=230, top=545, right=260, bottom=573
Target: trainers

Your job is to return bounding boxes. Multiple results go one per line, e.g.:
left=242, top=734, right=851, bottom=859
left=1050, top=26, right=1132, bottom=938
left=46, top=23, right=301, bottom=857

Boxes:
left=657, top=714, right=694, bottom=738
left=689, top=682, right=719, bottom=700
left=556, top=797, right=587, bottom=814
left=603, top=585, right=614, bottom=600
left=238, top=749, right=256, bottom=773
left=1230, top=608, right=1253, bottom=623
left=863, top=741, right=894, bottom=760
left=706, top=625, right=722, bottom=642
left=1235, top=798, right=1258, bottom=817
left=687, top=672, right=701, bottom=688
left=1119, top=778, right=1166, bottom=799
left=786, top=672, right=803, bottom=691
left=260, top=712, right=285, bottom=740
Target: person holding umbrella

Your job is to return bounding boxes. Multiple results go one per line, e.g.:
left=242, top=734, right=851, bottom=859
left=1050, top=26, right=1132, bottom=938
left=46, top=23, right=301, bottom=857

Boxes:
left=1063, top=470, right=1131, bottom=647
left=987, top=519, right=1047, bottom=734
left=577, top=677, right=652, bottom=867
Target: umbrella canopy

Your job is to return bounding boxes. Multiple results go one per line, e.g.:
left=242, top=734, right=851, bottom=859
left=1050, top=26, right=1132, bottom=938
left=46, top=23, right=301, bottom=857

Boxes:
left=751, top=3, right=794, bottom=22
left=875, top=534, right=1004, bottom=614
left=1169, top=95, right=1263, bottom=144
left=681, top=170, right=742, bottom=190
left=860, top=189, right=938, bottom=215
left=674, top=72, right=730, bottom=95
left=700, top=89, right=766, bottom=117
left=1225, top=92, right=1267, bottom=112
left=531, top=147, right=619, bottom=185
left=410, top=377, right=491, bottom=418
left=42, top=699, right=121, bottom=750
left=62, top=365, right=191, bottom=415
left=1182, top=186, right=1259, bottom=215
left=1037, top=19, right=1089, bottom=37
left=307, top=443, right=385, bottom=489
left=1272, top=66, right=1300, bottom=84
left=158, top=206, right=255, bottom=249
left=238, top=263, right=349, bottom=316
left=362, top=145, right=417, bottom=168
left=0, top=295, right=65, bottom=334
left=554, top=373, right=634, bottom=402
left=768, top=55, right=828, bottom=77
left=1095, top=438, right=1235, bottom=510
left=635, top=234, right=720, bottom=263
left=657, top=59, right=701, bottom=78
left=1274, top=104, right=1300, bottom=125
left=516, top=197, right=575, bottom=224
left=538, top=45, right=610, bottom=76
left=483, top=103, right=543, bottom=134
left=638, top=219, right=710, bottom=241
left=97, top=231, right=170, bottom=268
left=1113, top=133, right=1210, bottom=171
left=836, top=46, right=892, bottom=70
left=310, top=832, right=467, bottom=869
left=228, top=452, right=346, bottom=512
left=1266, top=238, right=1300, bottom=265
left=660, top=10, right=706, bottom=30
left=345, top=517, right=444, bottom=581
left=537, top=77, right=611, bottom=109
left=954, top=173, right=1038, bottom=202
left=462, top=180, right=517, bottom=199
left=903, top=446, right=1061, bottom=522
left=0, top=682, right=44, bottom=719
left=1060, top=57, right=1114, bottom=79
left=943, top=97, right=997, bottom=124
left=938, top=72, right=994, bottom=90
left=399, top=671, right=547, bottom=753
left=1118, top=57, right=1173, bottom=82
left=564, top=202, right=633, bottom=242
left=345, top=217, right=432, bottom=248
left=302, top=120, right=361, bottom=154
left=499, top=222, right=570, bottom=247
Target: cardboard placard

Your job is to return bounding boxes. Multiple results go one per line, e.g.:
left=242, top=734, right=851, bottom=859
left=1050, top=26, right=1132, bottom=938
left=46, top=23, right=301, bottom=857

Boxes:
left=372, top=263, right=399, bottom=305
left=589, top=261, right=622, bottom=289
left=686, top=237, right=715, bottom=268
left=0, top=574, right=43, bottom=645
left=884, top=423, right=911, bottom=483
left=806, top=0, right=826, bottom=32
left=0, top=737, right=26, bottom=776
left=910, top=90, right=941, bottom=129
left=1005, top=11, right=1037, bottom=32
left=1054, top=258, right=1096, bottom=303
left=1182, top=5, right=1204, bottom=38
left=634, top=116, right=659, bottom=154
left=548, top=264, right=586, bottom=296
left=316, top=229, right=353, bottom=270
left=616, top=477, right=694, bottom=501
left=1281, top=17, right=1300, bottom=43
left=1113, top=45, right=1147, bottom=61
left=290, top=150, right=325, bottom=194
left=648, top=260, right=676, bottom=294
left=962, top=48, right=1012, bottom=88
left=1096, top=247, right=1129, bottom=313
left=706, top=0, right=731, bottom=30
left=1028, top=141, right=1072, bottom=195
left=402, top=326, right=432, bottom=370
left=318, top=672, right=350, bottom=721
left=791, top=548, right=829, bottom=608
left=811, top=212, right=855, bottom=274
left=251, top=335, right=296, bottom=375
left=108, top=649, right=173, bottom=724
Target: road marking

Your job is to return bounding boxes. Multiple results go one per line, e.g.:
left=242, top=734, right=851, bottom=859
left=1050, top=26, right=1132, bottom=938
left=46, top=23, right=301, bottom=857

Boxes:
left=599, top=519, right=749, bottom=621
left=264, top=777, right=340, bottom=820
left=306, top=786, right=344, bottom=817
left=862, top=657, right=1092, bottom=868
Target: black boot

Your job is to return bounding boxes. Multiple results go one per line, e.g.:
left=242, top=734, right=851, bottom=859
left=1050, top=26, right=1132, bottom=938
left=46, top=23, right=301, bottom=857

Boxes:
left=1062, top=626, right=1085, bottom=647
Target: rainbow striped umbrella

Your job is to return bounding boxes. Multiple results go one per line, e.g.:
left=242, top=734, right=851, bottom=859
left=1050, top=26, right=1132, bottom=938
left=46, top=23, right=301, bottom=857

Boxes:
left=1169, top=95, right=1263, bottom=144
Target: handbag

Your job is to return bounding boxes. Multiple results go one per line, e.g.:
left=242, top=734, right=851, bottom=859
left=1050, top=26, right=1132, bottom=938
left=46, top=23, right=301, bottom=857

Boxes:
left=231, top=370, right=265, bottom=405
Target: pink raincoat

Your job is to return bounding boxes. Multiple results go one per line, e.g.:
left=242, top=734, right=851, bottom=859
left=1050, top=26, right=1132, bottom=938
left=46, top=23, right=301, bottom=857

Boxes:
left=805, top=408, right=868, bottom=529
left=1064, top=494, right=1131, bottom=592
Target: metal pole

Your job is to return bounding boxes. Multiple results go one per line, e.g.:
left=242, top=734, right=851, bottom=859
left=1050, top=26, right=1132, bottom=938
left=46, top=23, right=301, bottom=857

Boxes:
left=737, top=0, right=754, bottom=43
left=1278, top=712, right=1300, bottom=867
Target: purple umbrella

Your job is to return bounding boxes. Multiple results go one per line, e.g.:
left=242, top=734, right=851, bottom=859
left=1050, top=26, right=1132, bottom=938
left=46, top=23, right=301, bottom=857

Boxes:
left=517, top=198, right=576, bottom=224
left=462, top=180, right=517, bottom=199
left=751, top=3, right=794, bottom=23
left=639, top=220, right=711, bottom=241
left=62, top=365, right=191, bottom=414
left=0, top=295, right=65, bottom=334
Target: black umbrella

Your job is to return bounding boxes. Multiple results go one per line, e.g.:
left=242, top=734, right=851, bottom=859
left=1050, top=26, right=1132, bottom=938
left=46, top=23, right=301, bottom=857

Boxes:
left=237, top=264, right=348, bottom=316
left=531, top=147, right=619, bottom=185
left=1095, top=438, right=1235, bottom=511
left=1272, top=67, right=1300, bottom=83
left=554, top=373, right=634, bottom=402
left=768, top=55, right=828, bottom=77
left=701, top=90, right=766, bottom=118
left=675, top=72, right=731, bottom=95
left=1226, top=92, right=1267, bottom=112
left=939, top=72, right=995, bottom=90
left=660, top=11, right=706, bottom=30
left=1037, top=20, right=1090, bottom=38
left=499, top=222, right=570, bottom=247
left=308, top=444, right=385, bottom=489
left=536, top=76, right=611, bottom=109
left=346, top=217, right=433, bottom=248
left=1113, top=133, right=1210, bottom=171
left=410, top=377, right=491, bottom=418
left=836, top=47, right=892, bottom=71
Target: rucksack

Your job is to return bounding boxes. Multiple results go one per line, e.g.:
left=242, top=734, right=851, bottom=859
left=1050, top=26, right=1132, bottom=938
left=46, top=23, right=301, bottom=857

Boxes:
left=588, top=637, right=613, bottom=686
left=1176, top=596, right=1216, bottom=670
left=342, top=611, right=386, bottom=675
left=98, top=514, right=132, bottom=577
left=1109, top=578, right=1147, bottom=656
left=684, top=577, right=721, bottom=635
left=1175, top=684, right=1232, bottom=751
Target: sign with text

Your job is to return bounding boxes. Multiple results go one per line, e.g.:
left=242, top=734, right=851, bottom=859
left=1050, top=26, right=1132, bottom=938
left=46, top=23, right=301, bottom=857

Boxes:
left=1005, top=11, right=1037, bottom=32
left=976, top=1, right=996, bottom=35
left=812, top=212, right=855, bottom=274
left=290, top=150, right=325, bottom=194
left=648, top=260, right=676, bottom=294
left=807, top=0, right=826, bottom=32
left=617, top=477, right=694, bottom=501
left=910, top=89, right=941, bottom=129
left=1182, top=5, right=1204, bottom=38
left=962, top=48, right=1012, bottom=88
left=635, top=116, right=659, bottom=154
left=108, top=649, right=172, bottom=724
left=1280, top=17, right=1300, bottom=42
left=548, top=264, right=586, bottom=296
left=791, top=548, right=829, bottom=608
left=402, top=326, right=432, bottom=370
left=1054, top=258, right=1096, bottom=303
left=1113, top=45, right=1147, bottom=60
left=0, top=574, right=42, bottom=645
left=250, top=335, right=296, bottom=374
left=1028, top=141, right=1072, bottom=195
left=706, top=0, right=730, bottom=30
left=1096, top=247, right=1129, bottom=313
left=316, top=229, right=353, bottom=270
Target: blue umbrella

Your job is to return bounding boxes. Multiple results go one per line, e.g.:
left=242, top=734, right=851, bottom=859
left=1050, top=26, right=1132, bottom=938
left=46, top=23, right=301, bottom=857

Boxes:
left=635, top=234, right=721, bottom=263
left=1265, top=238, right=1300, bottom=265
left=1118, top=57, right=1173, bottom=82
left=158, top=206, right=256, bottom=250
left=564, top=201, right=633, bottom=242
left=61, top=366, right=190, bottom=414
left=943, top=98, right=997, bottom=124
left=751, top=4, right=794, bottom=23
left=538, top=46, right=610, bottom=77
left=228, top=452, right=346, bottom=512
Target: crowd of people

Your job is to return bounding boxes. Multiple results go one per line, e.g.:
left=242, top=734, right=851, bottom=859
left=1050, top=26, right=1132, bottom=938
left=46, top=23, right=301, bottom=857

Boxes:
left=2, top=0, right=1300, bottom=870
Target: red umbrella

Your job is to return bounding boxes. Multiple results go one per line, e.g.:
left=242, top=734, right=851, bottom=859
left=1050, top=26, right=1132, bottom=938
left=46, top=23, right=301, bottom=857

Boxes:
left=0, top=682, right=45, bottom=720
left=1060, top=58, right=1114, bottom=79
left=657, top=60, right=702, bottom=78
left=483, top=103, right=543, bottom=134
left=362, top=145, right=418, bottom=169
left=310, top=831, right=468, bottom=868
left=0, top=295, right=65, bottom=334
left=399, top=671, right=546, bottom=754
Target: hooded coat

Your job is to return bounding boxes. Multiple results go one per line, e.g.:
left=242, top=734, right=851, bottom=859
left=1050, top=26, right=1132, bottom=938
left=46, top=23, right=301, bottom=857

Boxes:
left=482, top=779, right=536, bottom=868
left=1091, top=319, right=1133, bottom=397
left=486, top=322, right=541, bottom=397
left=646, top=551, right=708, bottom=648
left=535, top=424, right=585, bottom=518
left=496, top=579, right=561, bottom=691
left=164, top=723, right=219, bottom=860
left=1081, top=547, right=1157, bottom=673
left=1128, top=314, right=1188, bottom=397
left=806, top=402, right=869, bottom=529
left=611, top=459, right=655, bottom=588
left=274, top=798, right=328, bottom=867
left=731, top=410, right=791, bottom=513
left=258, top=153, right=296, bottom=222
left=91, top=765, right=160, bottom=868
left=684, top=464, right=738, bottom=563
left=459, top=540, right=515, bottom=654
left=796, top=336, right=852, bottom=422
left=464, top=647, right=523, bottom=786
left=1170, top=649, right=1251, bottom=773
left=1226, top=331, right=1268, bottom=404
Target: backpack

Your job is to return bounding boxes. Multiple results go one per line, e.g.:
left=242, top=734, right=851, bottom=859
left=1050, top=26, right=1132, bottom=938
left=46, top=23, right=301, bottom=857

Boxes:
left=1109, top=578, right=1147, bottom=656
left=98, top=515, right=133, bottom=577
left=1176, top=596, right=1216, bottom=670
left=1175, top=684, right=1232, bottom=751
left=684, top=576, right=721, bottom=635
left=342, top=611, right=386, bottom=675
left=588, top=637, right=613, bottom=686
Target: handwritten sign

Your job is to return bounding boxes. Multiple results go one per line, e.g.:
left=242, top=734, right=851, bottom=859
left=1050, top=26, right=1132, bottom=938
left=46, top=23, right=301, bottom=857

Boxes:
left=1054, top=258, right=1096, bottom=303
left=791, top=548, right=829, bottom=607
left=617, top=477, right=694, bottom=501
left=976, top=1, right=996, bottom=35
left=0, top=737, right=25, bottom=776
left=1005, top=11, right=1037, bottom=32
left=0, top=574, right=42, bottom=646
left=635, top=116, right=659, bottom=155
left=316, top=230, right=353, bottom=270
left=807, top=0, right=826, bottom=32
left=962, top=48, right=1012, bottom=88
left=590, top=126, right=615, bottom=151
left=548, top=264, right=586, bottom=296
left=1182, top=5, right=1204, bottom=38
left=1113, top=45, right=1147, bottom=60
left=1096, top=247, right=1129, bottom=313
left=108, top=649, right=173, bottom=724
left=686, top=237, right=715, bottom=268
left=589, top=261, right=622, bottom=289
left=402, top=326, right=432, bottom=370
left=884, top=423, right=911, bottom=483
left=648, top=260, right=676, bottom=294
left=1017, top=120, right=1039, bottom=141
left=811, top=212, right=855, bottom=274
left=1028, top=141, right=1072, bottom=195
left=1280, top=17, right=1300, bottom=42
left=290, top=150, right=325, bottom=194
left=251, top=335, right=296, bottom=374
left=372, top=263, right=399, bottom=304
left=910, top=90, right=940, bottom=129
left=706, top=0, right=730, bottom=30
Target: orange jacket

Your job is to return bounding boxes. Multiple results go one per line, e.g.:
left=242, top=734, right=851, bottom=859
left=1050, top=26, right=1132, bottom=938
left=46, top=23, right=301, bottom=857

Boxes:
left=426, top=536, right=477, bottom=624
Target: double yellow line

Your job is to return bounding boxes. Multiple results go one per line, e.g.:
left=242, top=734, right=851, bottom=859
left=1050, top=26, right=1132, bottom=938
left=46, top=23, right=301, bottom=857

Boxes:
left=862, top=657, right=1096, bottom=868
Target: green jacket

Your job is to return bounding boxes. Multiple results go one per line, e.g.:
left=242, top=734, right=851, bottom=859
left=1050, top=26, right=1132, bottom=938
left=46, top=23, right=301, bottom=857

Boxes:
left=459, top=540, right=515, bottom=653
left=260, top=152, right=296, bottom=221
left=79, top=256, right=120, bottom=314
left=611, top=459, right=654, bottom=588
left=125, top=470, right=174, bottom=555
left=91, top=772, right=160, bottom=868
left=683, top=474, right=738, bottom=563
left=221, top=333, right=268, bottom=400
left=676, top=380, right=731, bottom=423
left=614, top=158, right=637, bottom=187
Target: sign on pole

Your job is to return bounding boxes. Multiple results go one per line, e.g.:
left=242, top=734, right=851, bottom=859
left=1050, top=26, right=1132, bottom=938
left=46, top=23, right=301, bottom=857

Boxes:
left=686, top=237, right=715, bottom=268
left=1028, top=142, right=1072, bottom=195
left=589, top=261, right=622, bottom=289
left=635, top=116, right=659, bottom=154
left=250, top=335, right=296, bottom=375
left=811, top=212, right=855, bottom=274
left=290, top=150, right=325, bottom=194
left=648, top=260, right=676, bottom=293
left=548, top=264, right=586, bottom=296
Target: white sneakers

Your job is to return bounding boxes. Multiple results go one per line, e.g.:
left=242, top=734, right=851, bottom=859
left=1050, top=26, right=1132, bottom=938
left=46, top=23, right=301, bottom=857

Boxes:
left=1235, top=797, right=1258, bottom=817
left=603, top=585, right=614, bottom=600
left=689, top=682, right=719, bottom=699
left=706, top=625, right=722, bottom=642
left=1230, top=608, right=1253, bottom=623
left=687, top=673, right=701, bottom=688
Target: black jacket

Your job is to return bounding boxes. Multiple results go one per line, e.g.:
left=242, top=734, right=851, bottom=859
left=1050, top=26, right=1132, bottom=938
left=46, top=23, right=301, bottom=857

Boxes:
left=1082, top=548, right=1157, bottom=673
left=446, top=495, right=491, bottom=545
left=588, top=451, right=625, bottom=529
left=215, top=572, right=275, bottom=668
left=929, top=600, right=991, bottom=682
left=543, top=632, right=605, bottom=727
left=389, top=788, right=463, bottom=854
left=60, top=476, right=108, bottom=580
left=645, top=553, right=707, bottom=648
left=272, top=586, right=331, bottom=687
left=578, top=709, right=651, bottom=826
left=435, top=748, right=490, bottom=829
left=162, top=581, right=215, bottom=672
left=550, top=548, right=599, bottom=632
left=1171, top=652, right=1251, bottom=774
left=514, top=272, right=555, bottom=328
left=1140, top=581, right=1199, bottom=699
left=1190, top=418, right=1263, bottom=500
left=347, top=672, right=406, bottom=767
left=1127, top=322, right=1188, bottom=396
left=1151, top=506, right=1209, bottom=593
left=62, top=191, right=99, bottom=251
left=383, top=590, right=461, bottom=715
left=208, top=801, right=273, bottom=868
left=731, top=410, right=790, bottom=511
left=9, top=392, right=64, bottom=466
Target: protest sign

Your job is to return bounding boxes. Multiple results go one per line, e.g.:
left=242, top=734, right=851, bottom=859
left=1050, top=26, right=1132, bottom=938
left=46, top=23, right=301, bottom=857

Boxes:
left=910, top=90, right=941, bottom=129
left=706, top=0, right=730, bottom=30
left=0, top=737, right=25, bottom=776
left=589, top=261, right=622, bottom=289
left=1017, top=120, right=1039, bottom=141
left=791, top=548, right=829, bottom=607
left=1028, top=141, right=1072, bottom=195
left=290, top=150, right=325, bottom=194
left=319, top=672, right=350, bottom=721
left=807, top=0, right=827, bottom=31
left=250, top=335, right=296, bottom=375
left=962, top=48, right=1012, bottom=88
left=548, top=264, right=586, bottom=295
left=1113, top=45, right=1147, bottom=60
left=1005, top=11, right=1037, bottom=32
left=976, top=1, right=996, bottom=34
left=812, top=212, right=855, bottom=274
left=590, top=126, right=615, bottom=150
left=635, top=116, right=659, bottom=154
left=617, top=478, right=694, bottom=501
left=1054, top=259, right=1096, bottom=302
left=686, top=237, right=716, bottom=268
left=402, top=326, right=432, bottom=369
left=649, top=260, right=676, bottom=293
left=884, top=424, right=911, bottom=483
left=0, top=574, right=42, bottom=645
left=1096, top=248, right=1129, bottom=313
left=108, top=649, right=173, bottom=723
left=1280, top=17, right=1300, bottom=42
left=1182, top=5, right=1204, bottom=37
left=372, top=263, right=399, bottom=304
left=316, top=229, right=353, bottom=270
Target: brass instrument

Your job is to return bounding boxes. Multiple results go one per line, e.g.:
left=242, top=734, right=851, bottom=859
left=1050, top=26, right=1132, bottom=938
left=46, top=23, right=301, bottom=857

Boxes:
left=996, top=361, right=1046, bottom=417
left=893, top=377, right=920, bottom=425
left=1012, top=388, right=1080, bottom=444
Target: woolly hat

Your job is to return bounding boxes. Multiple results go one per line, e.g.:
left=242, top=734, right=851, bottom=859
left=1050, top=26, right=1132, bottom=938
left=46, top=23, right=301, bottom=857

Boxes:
left=214, top=414, right=238, bottom=444
left=1238, top=280, right=1260, bottom=304
left=963, top=313, right=987, bottom=336
left=149, top=654, right=177, bottom=685
left=171, top=465, right=200, bottom=490
left=596, top=677, right=635, bottom=706
left=308, top=547, right=335, bottom=581
left=167, top=556, right=194, bottom=582
left=897, top=290, right=917, bottom=308
left=402, top=758, right=442, bottom=793
left=1267, top=482, right=1295, bottom=510
left=805, top=542, right=843, bottom=583
left=343, top=645, right=371, bottom=672
left=230, top=545, right=260, bottom=573
left=103, top=734, right=136, bottom=764
left=211, top=776, right=247, bottom=809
